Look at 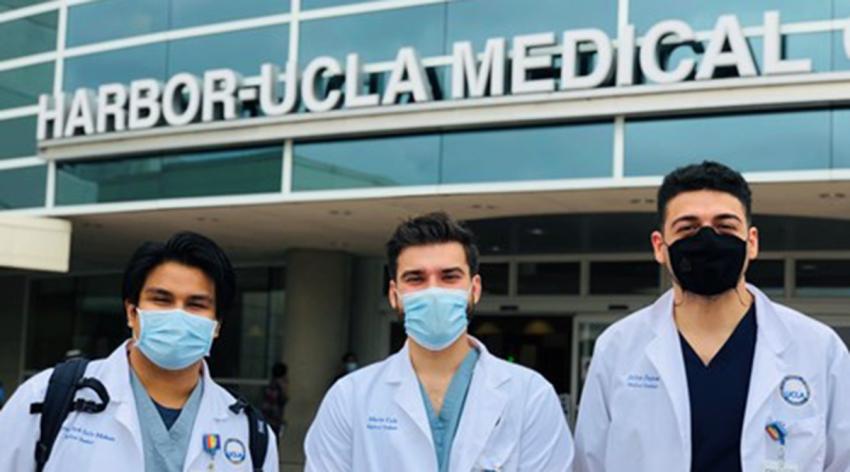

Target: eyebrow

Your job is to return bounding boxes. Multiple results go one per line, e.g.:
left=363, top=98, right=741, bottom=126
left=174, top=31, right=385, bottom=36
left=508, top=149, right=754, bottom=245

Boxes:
left=714, top=213, right=744, bottom=223
left=143, top=287, right=213, bottom=303
left=670, top=215, right=701, bottom=227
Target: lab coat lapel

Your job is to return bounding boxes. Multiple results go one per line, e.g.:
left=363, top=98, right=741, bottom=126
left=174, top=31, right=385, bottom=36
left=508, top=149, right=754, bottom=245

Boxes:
left=100, top=341, right=143, bottom=463
left=183, top=362, right=230, bottom=472
left=645, top=291, right=692, bottom=453
left=387, top=343, right=434, bottom=446
left=450, top=339, right=510, bottom=472
left=742, top=285, right=790, bottom=435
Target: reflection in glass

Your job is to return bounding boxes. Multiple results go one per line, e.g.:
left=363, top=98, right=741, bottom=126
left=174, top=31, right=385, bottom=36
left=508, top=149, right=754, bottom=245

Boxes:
left=67, top=0, right=168, bottom=46
left=63, top=44, right=167, bottom=92
left=833, top=109, right=850, bottom=169
left=630, top=0, right=830, bottom=31
left=479, top=263, right=509, bottom=295
left=0, top=165, right=46, bottom=209
left=441, top=123, right=613, bottom=184
left=0, top=62, right=54, bottom=109
left=299, top=5, right=445, bottom=63
left=168, top=25, right=289, bottom=77
left=795, top=260, right=850, bottom=297
left=0, top=12, right=57, bottom=61
left=293, top=135, right=440, bottom=190
left=301, top=0, right=364, bottom=9
left=517, top=262, right=580, bottom=295
left=0, top=0, right=48, bottom=13
left=625, top=110, right=831, bottom=176
left=0, top=116, right=37, bottom=159
left=589, top=261, right=659, bottom=295
left=171, top=0, right=289, bottom=29
left=56, top=146, right=282, bottom=205
left=447, top=0, right=616, bottom=51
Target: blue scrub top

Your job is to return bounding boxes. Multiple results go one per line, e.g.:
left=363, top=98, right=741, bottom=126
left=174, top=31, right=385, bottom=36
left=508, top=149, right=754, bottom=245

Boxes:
left=418, top=347, right=480, bottom=472
left=681, top=304, right=757, bottom=472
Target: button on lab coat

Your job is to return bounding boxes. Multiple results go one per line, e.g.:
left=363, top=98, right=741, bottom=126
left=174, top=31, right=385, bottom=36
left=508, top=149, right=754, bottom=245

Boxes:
left=304, top=337, right=574, bottom=471
left=0, top=341, right=279, bottom=472
left=574, top=286, right=850, bottom=471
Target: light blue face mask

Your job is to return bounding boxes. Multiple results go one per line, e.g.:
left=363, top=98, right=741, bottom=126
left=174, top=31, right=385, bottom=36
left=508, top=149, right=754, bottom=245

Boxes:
left=135, top=308, right=218, bottom=370
left=402, top=287, right=470, bottom=351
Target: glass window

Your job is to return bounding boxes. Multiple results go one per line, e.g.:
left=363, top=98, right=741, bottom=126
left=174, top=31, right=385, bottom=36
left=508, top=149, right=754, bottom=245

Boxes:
left=441, top=123, right=613, bottom=184
left=63, top=43, right=167, bottom=92
left=746, top=259, right=784, bottom=297
left=293, top=135, right=440, bottom=190
left=589, top=261, right=659, bottom=295
left=479, top=263, right=509, bottom=295
left=56, top=145, right=282, bottom=205
left=26, top=275, right=125, bottom=371
left=0, top=12, right=57, bottom=62
left=517, top=262, right=580, bottom=295
left=209, top=267, right=285, bottom=380
left=0, top=116, right=37, bottom=159
left=168, top=25, right=289, bottom=78
left=0, top=1, right=50, bottom=13
left=171, top=0, right=289, bottom=30
left=834, top=1, right=850, bottom=72
left=66, top=0, right=168, bottom=47
left=447, top=0, right=616, bottom=51
left=625, top=110, right=832, bottom=176
left=0, top=165, right=45, bottom=209
left=795, top=259, right=850, bottom=297
left=630, top=0, right=831, bottom=31
left=299, top=5, right=445, bottom=64
left=0, top=62, right=54, bottom=109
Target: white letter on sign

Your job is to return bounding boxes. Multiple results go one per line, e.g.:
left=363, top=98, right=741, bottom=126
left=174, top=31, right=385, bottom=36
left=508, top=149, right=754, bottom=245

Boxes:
left=451, top=38, right=506, bottom=99
left=640, top=20, right=697, bottom=84
left=763, top=11, right=811, bottom=75
left=203, top=69, right=241, bottom=122
left=128, top=79, right=163, bottom=130
left=383, top=47, right=433, bottom=105
left=511, top=33, right=556, bottom=94
left=302, top=56, right=343, bottom=112
left=696, top=15, right=757, bottom=80
left=561, top=28, right=614, bottom=90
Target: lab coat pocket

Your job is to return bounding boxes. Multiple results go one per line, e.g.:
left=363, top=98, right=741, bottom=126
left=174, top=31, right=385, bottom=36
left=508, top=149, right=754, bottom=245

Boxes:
left=769, top=415, right=826, bottom=468
left=472, top=421, right=517, bottom=472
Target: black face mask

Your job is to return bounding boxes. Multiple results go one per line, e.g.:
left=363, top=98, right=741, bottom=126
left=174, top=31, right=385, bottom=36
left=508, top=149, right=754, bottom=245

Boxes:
left=667, top=226, right=747, bottom=296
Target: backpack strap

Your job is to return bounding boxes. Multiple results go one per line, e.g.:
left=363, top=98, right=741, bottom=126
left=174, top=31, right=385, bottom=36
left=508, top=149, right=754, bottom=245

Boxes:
left=29, top=358, right=110, bottom=472
left=227, top=391, right=270, bottom=472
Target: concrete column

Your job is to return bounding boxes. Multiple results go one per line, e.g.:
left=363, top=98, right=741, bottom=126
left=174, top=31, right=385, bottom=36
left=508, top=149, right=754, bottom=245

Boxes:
left=279, top=250, right=352, bottom=470
left=0, top=276, right=27, bottom=397
left=349, top=257, right=392, bottom=365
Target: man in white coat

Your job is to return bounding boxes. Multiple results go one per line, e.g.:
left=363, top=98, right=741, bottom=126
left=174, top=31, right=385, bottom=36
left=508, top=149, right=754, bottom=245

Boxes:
left=0, top=232, right=279, bottom=471
left=305, top=212, right=573, bottom=471
left=574, top=161, right=850, bottom=471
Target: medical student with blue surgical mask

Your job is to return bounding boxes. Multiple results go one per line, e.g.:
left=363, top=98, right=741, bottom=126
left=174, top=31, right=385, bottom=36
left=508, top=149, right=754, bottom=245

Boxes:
left=305, top=212, right=574, bottom=471
left=0, top=232, right=278, bottom=472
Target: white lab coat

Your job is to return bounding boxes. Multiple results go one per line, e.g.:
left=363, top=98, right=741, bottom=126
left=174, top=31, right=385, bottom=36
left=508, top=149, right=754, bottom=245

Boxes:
left=0, top=341, right=279, bottom=472
left=304, top=337, right=574, bottom=471
left=574, top=285, right=850, bottom=471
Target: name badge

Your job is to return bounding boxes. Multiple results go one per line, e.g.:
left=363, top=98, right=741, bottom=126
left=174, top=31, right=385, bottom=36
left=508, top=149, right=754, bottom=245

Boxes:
left=762, top=460, right=798, bottom=472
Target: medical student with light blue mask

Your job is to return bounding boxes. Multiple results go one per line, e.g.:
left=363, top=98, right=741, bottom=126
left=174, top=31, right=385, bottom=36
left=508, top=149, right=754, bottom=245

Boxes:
left=0, top=232, right=278, bottom=472
left=305, top=212, right=573, bottom=471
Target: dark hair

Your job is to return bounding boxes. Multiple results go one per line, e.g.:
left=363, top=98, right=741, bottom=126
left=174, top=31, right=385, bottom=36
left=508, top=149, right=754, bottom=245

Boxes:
left=341, top=352, right=357, bottom=362
left=657, top=161, right=752, bottom=226
left=385, top=212, right=480, bottom=280
left=122, top=231, right=236, bottom=320
left=272, top=362, right=288, bottom=378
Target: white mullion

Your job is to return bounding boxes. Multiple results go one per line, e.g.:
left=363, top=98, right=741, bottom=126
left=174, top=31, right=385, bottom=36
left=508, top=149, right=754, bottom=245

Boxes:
left=0, top=53, right=56, bottom=73
left=613, top=116, right=625, bottom=179
left=300, top=0, right=447, bottom=22
left=282, top=139, right=293, bottom=193
left=0, top=1, right=59, bottom=25
left=45, top=160, right=57, bottom=208
left=53, top=0, right=68, bottom=97
left=0, top=105, right=38, bottom=120
left=0, top=156, right=43, bottom=170
left=617, top=0, right=629, bottom=32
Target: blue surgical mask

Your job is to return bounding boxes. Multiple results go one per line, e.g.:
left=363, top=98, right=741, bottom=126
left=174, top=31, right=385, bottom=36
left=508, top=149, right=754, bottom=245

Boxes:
left=402, top=287, right=470, bottom=351
left=135, top=308, right=217, bottom=370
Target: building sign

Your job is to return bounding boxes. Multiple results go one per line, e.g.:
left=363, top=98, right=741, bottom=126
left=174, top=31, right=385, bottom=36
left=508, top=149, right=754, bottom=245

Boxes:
left=37, top=11, right=845, bottom=141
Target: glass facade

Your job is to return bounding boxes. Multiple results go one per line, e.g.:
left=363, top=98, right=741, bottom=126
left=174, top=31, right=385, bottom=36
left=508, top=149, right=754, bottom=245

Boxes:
left=0, top=62, right=53, bottom=109
left=0, top=165, right=45, bottom=209
left=0, top=11, right=56, bottom=62
left=0, top=116, right=37, bottom=159
left=56, top=146, right=282, bottom=205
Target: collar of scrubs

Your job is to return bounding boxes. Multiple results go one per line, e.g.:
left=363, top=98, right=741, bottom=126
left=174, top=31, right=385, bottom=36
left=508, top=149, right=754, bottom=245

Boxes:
left=417, top=348, right=480, bottom=472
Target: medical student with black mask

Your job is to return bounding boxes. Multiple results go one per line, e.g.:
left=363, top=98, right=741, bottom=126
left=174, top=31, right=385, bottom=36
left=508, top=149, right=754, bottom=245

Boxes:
left=305, top=212, right=573, bottom=471
left=574, top=162, right=850, bottom=472
left=0, top=232, right=278, bottom=471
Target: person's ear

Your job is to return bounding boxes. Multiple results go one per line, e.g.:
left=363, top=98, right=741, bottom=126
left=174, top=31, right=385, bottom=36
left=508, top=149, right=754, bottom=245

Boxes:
left=125, top=300, right=137, bottom=329
left=388, top=280, right=400, bottom=311
left=747, top=225, right=759, bottom=261
left=651, top=230, right=667, bottom=266
left=471, top=274, right=482, bottom=304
